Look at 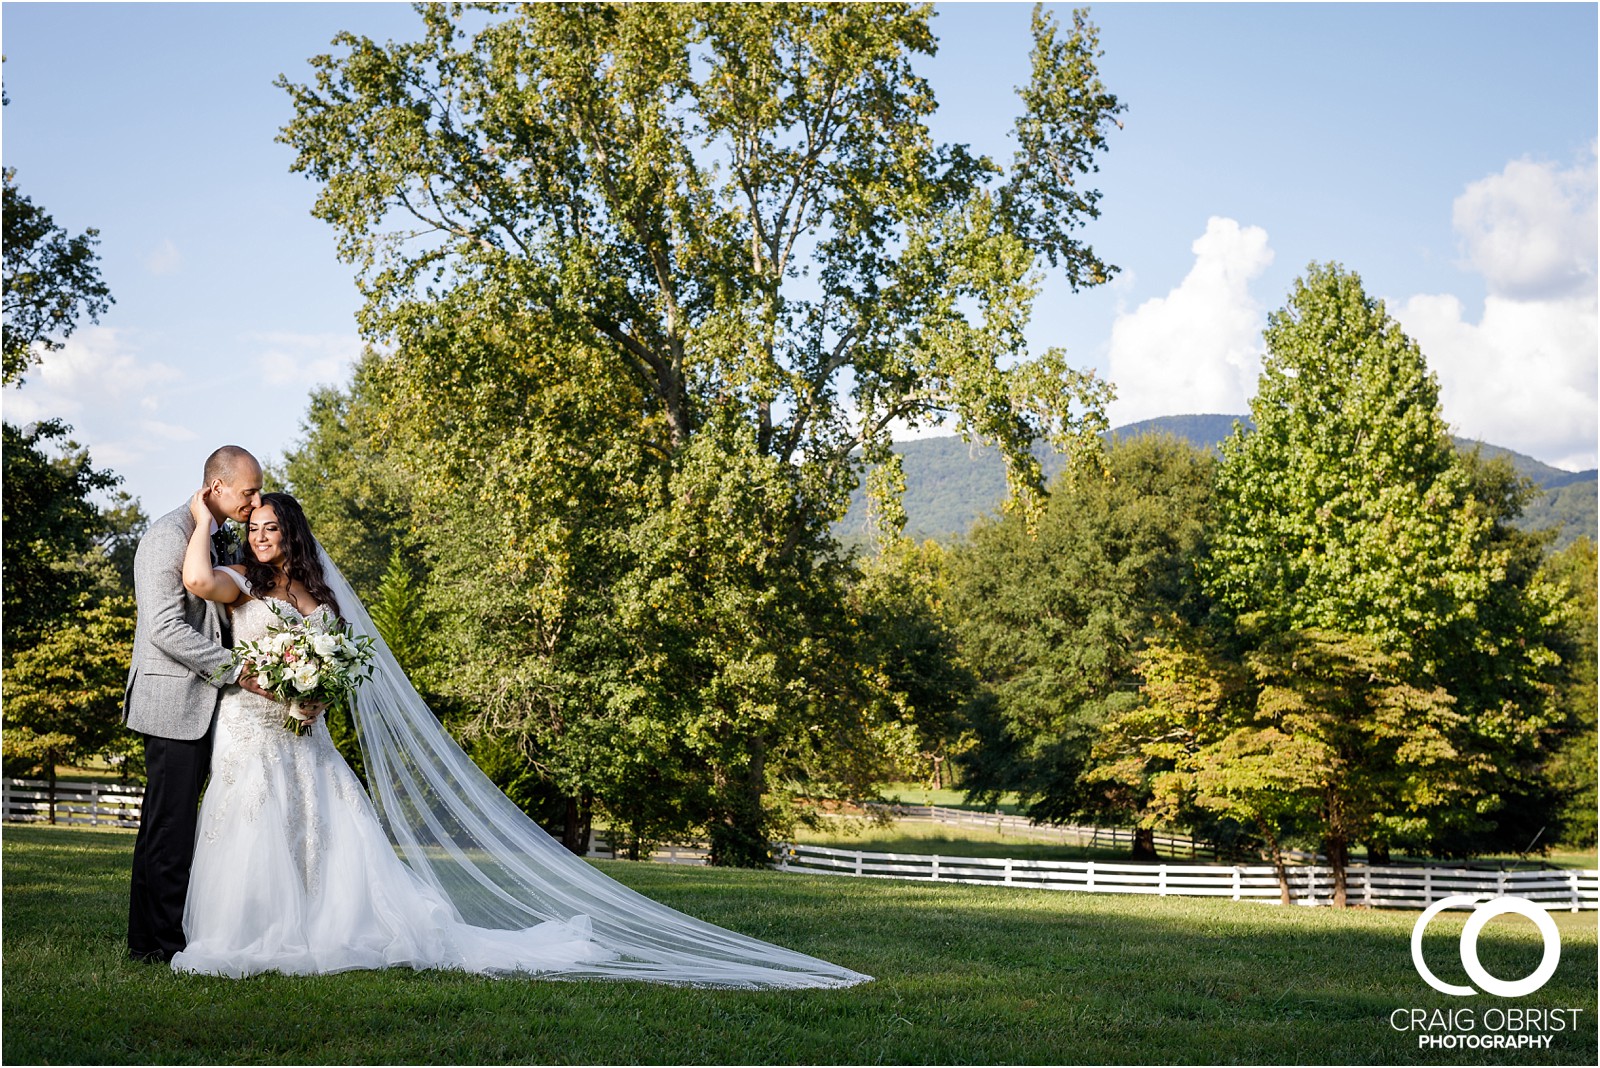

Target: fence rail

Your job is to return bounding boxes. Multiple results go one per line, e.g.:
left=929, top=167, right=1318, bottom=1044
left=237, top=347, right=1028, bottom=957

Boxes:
left=9, top=780, right=1591, bottom=911
left=3, top=778, right=144, bottom=829
left=862, top=804, right=1568, bottom=869
left=863, top=803, right=1207, bottom=855
left=587, top=836, right=709, bottom=865
left=775, top=842, right=1600, bottom=910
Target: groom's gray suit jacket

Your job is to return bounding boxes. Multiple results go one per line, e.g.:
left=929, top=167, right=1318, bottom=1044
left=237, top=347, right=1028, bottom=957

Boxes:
left=122, top=504, right=235, bottom=742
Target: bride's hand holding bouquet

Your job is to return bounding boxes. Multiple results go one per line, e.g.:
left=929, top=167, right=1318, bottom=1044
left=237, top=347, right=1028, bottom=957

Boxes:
left=220, top=603, right=377, bottom=735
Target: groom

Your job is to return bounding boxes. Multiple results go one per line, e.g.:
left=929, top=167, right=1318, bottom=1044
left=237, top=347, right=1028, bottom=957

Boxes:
left=123, top=445, right=269, bottom=962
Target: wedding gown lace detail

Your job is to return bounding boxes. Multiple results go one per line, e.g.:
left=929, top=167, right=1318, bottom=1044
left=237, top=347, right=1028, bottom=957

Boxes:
left=171, top=596, right=604, bottom=978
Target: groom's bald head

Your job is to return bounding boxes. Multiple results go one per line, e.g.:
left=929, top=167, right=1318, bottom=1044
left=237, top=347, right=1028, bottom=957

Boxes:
left=203, top=446, right=263, bottom=523
left=204, top=445, right=260, bottom=486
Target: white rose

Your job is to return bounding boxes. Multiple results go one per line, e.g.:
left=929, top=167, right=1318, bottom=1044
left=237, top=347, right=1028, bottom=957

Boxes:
left=289, top=663, right=321, bottom=693
left=311, top=633, right=340, bottom=658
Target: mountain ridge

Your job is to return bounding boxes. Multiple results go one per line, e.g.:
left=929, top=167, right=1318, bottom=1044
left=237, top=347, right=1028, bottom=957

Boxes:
left=837, top=414, right=1597, bottom=550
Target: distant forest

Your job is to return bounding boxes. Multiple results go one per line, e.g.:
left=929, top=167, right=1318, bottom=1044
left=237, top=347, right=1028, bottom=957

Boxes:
left=838, top=414, right=1599, bottom=551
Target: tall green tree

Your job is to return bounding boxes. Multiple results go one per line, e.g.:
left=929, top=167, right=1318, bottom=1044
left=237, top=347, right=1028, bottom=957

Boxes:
left=1204, top=262, right=1564, bottom=858
left=1541, top=537, right=1598, bottom=848
left=1096, top=628, right=1464, bottom=906
left=849, top=538, right=975, bottom=790
left=2, top=159, right=113, bottom=384
left=948, top=434, right=1216, bottom=843
left=278, top=2, right=1125, bottom=861
left=1, top=420, right=132, bottom=657
left=279, top=349, right=419, bottom=600
left=1, top=421, right=145, bottom=787
left=2, top=597, right=140, bottom=790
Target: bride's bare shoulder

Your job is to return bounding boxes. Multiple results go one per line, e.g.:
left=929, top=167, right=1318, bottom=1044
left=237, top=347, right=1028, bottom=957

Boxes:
left=216, top=566, right=254, bottom=599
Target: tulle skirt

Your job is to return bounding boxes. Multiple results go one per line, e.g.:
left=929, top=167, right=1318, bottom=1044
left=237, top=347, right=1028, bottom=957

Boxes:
left=171, top=686, right=603, bottom=978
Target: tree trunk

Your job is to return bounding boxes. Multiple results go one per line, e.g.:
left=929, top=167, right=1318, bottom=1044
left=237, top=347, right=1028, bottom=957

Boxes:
left=559, top=794, right=591, bottom=856
left=1130, top=827, right=1158, bottom=860
left=1259, top=823, right=1292, bottom=905
left=1326, top=835, right=1349, bottom=908
left=708, top=746, right=770, bottom=867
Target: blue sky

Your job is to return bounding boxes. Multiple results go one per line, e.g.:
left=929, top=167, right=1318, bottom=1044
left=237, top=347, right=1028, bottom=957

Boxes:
left=3, top=1, right=1596, bottom=514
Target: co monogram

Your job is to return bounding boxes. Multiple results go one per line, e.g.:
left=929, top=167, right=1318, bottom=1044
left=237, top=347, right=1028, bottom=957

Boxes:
left=1410, top=895, right=1562, bottom=998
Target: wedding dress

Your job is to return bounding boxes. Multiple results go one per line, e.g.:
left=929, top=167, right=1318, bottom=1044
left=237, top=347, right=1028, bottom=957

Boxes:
left=171, top=563, right=870, bottom=989
left=172, top=596, right=604, bottom=978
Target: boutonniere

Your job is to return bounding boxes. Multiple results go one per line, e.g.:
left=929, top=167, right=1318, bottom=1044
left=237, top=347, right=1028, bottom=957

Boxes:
left=211, top=521, right=243, bottom=560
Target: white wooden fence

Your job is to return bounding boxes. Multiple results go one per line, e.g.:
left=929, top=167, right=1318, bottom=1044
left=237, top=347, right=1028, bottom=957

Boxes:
left=9, top=780, right=1591, bottom=911
left=775, top=843, right=1600, bottom=911
left=587, top=836, right=709, bottom=865
left=864, top=803, right=1213, bottom=856
left=864, top=803, right=1337, bottom=863
left=3, top=778, right=143, bottom=828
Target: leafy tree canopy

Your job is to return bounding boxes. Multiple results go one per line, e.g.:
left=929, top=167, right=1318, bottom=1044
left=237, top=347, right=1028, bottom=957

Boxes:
left=278, top=2, right=1127, bottom=861
left=1540, top=536, right=1598, bottom=848
left=1204, top=262, right=1566, bottom=856
left=2, top=597, right=140, bottom=783
left=947, top=433, right=1216, bottom=825
left=2, top=163, right=113, bottom=385
left=278, top=1, right=1123, bottom=526
left=1, top=419, right=141, bottom=657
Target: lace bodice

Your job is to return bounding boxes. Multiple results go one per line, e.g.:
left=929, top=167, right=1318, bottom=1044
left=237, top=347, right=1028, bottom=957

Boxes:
left=206, top=595, right=362, bottom=896
left=230, top=595, right=336, bottom=644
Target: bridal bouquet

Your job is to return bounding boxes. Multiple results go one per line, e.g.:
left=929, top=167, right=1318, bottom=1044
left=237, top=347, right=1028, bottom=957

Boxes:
left=222, top=603, right=377, bottom=735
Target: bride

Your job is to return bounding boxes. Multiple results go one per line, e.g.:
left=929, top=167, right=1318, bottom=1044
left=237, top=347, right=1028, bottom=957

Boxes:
left=171, top=490, right=869, bottom=988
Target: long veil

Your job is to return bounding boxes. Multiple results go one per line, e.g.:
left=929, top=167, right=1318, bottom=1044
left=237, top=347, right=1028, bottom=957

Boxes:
left=315, top=546, right=870, bottom=989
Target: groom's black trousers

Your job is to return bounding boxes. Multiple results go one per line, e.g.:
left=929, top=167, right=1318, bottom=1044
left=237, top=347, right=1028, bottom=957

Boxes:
left=127, top=731, right=212, bottom=962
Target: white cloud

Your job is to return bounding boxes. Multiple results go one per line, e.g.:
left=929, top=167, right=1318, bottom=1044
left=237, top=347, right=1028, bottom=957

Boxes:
left=0, top=327, right=190, bottom=489
left=138, top=418, right=200, bottom=443
left=247, top=332, right=363, bottom=388
left=1104, top=217, right=1274, bottom=426
left=1394, top=150, right=1598, bottom=470
left=1395, top=290, right=1597, bottom=470
left=2, top=326, right=180, bottom=426
left=1452, top=151, right=1597, bottom=301
left=146, top=238, right=183, bottom=276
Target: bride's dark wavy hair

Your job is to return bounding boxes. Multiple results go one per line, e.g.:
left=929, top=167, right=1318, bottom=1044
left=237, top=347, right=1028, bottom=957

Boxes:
left=244, top=492, right=341, bottom=621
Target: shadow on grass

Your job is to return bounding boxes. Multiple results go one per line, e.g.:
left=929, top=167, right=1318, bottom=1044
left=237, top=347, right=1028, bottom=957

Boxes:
left=4, top=825, right=1595, bottom=1065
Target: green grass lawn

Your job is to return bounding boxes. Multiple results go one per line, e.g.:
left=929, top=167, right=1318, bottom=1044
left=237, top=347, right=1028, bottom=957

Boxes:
left=874, top=781, right=1023, bottom=813
left=4, top=824, right=1595, bottom=1065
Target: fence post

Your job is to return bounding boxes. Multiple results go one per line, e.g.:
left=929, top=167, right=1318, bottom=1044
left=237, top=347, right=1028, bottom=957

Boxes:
left=1232, top=866, right=1241, bottom=901
left=1086, top=861, right=1095, bottom=891
left=931, top=854, right=940, bottom=882
left=1569, top=871, right=1579, bottom=912
left=1424, top=867, right=1433, bottom=905
left=1004, top=858, right=1013, bottom=885
left=1159, top=865, right=1167, bottom=897
left=854, top=850, right=863, bottom=877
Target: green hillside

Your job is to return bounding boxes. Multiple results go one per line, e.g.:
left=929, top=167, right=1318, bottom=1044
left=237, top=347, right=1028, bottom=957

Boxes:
left=837, top=414, right=1597, bottom=550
